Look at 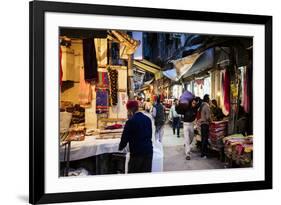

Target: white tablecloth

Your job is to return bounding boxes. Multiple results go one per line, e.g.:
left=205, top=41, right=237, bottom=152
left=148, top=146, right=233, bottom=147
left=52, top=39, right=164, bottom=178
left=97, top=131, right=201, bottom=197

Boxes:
left=60, top=136, right=122, bottom=161
left=60, top=136, right=164, bottom=172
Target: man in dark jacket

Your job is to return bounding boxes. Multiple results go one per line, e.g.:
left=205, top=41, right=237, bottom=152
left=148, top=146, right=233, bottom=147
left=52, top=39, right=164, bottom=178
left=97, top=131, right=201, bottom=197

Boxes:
left=119, top=100, right=153, bottom=173
left=152, top=96, right=165, bottom=142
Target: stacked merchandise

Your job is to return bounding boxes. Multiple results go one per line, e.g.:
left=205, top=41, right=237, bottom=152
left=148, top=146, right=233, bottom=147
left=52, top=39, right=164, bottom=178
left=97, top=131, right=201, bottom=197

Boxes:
left=60, top=124, right=86, bottom=142
left=71, top=105, right=85, bottom=124
left=223, top=134, right=253, bottom=166
left=60, top=101, right=86, bottom=142
left=60, top=102, right=85, bottom=124
left=209, top=120, right=228, bottom=151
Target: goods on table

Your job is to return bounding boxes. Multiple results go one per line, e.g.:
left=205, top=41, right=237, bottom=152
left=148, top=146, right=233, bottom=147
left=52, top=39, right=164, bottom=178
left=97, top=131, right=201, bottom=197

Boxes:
left=60, top=130, right=85, bottom=142
left=85, top=127, right=123, bottom=139
left=223, top=134, right=253, bottom=166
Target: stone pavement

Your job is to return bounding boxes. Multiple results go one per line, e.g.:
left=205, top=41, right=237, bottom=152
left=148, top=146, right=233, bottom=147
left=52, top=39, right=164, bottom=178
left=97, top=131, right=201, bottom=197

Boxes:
left=161, top=123, right=225, bottom=172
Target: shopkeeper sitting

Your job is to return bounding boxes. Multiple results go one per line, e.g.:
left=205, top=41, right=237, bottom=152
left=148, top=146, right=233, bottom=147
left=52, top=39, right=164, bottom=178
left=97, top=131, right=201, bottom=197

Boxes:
left=118, top=100, right=153, bottom=173
left=210, top=99, right=225, bottom=121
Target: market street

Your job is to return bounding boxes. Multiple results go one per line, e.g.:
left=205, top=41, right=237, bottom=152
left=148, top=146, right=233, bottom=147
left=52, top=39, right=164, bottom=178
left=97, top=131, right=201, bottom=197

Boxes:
left=162, top=124, right=225, bottom=171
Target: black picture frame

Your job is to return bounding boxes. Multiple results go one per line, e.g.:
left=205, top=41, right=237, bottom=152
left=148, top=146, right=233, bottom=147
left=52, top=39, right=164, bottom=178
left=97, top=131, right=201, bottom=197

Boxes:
left=29, top=0, right=272, bottom=204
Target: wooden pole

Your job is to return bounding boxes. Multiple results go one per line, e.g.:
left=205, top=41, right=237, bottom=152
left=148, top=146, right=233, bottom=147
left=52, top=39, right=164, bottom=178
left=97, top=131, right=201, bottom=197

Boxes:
left=127, top=54, right=134, bottom=99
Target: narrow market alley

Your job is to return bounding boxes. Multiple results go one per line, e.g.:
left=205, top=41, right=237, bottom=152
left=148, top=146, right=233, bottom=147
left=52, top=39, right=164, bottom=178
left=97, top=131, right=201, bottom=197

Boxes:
left=162, top=124, right=225, bottom=171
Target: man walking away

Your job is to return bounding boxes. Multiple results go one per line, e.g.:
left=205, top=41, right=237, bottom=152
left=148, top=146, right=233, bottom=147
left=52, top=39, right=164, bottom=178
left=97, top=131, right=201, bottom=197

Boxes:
left=119, top=100, right=153, bottom=173
left=200, top=94, right=211, bottom=158
left=152, top=96, right=165, bottom=143
left=169, top=99, right=181, bottom=138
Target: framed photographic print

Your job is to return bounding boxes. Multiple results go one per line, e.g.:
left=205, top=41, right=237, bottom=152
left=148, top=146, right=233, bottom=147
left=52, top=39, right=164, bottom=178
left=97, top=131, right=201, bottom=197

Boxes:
left=29, top=0, right=272, bottom=204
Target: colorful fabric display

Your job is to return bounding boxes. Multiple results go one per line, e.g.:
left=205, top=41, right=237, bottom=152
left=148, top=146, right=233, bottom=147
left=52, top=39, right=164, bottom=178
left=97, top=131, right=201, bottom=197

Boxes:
left=108, top=69, right=118, bottom=105
left=82, top=38, right=98, bottom=82
left=96, top=88, right=109, bottom=114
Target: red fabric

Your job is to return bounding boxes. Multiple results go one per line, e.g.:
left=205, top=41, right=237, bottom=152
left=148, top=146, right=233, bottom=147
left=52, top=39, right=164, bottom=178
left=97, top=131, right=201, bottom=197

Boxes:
left=105, top=124, right=123, bottom=130
left=223, top=69, right=230, bottom=114
left=60, top=46, right=63, bottom=86
left=126, top=100, right=139, bottom=110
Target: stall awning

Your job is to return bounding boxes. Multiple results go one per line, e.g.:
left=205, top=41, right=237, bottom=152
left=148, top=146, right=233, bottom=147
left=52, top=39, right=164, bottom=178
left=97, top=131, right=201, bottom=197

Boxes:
left=163, top=52, right=202, bottom=81
left=182, top=48, right=214, bottom=79
left=163, top=48, right=214, bottom=81
left=133, top=59, right=162, bottom=80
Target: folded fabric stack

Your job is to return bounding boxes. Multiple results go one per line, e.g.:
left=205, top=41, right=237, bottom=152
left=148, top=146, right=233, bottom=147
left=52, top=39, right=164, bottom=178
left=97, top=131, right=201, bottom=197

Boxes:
left=71, top=105, right=85, bottom=124
left=60, top=102, right=85, bottom=124
left=223, top=134, right=253, bottom=166
left=209, top=120, right=228, bottom=150
left=104, top=123, right=123, bottom=130
left=66, top=130, right=86, bottom=141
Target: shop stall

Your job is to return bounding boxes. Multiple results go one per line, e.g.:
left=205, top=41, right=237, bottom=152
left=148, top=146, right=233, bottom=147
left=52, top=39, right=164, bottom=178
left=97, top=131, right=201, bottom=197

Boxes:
left=59, top=30, right=163, bottom=176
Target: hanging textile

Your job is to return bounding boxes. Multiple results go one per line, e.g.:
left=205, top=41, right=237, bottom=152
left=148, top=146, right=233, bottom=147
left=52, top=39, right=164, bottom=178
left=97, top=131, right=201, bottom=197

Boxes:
left=94, top=38, right=108, bottom=66
left=79, top=67, right=92, bottom=107
left=97, top=72, right=109, bottom=89
left=243, top=67, right=250, bottom=113
left=117, top=67, right=127, bottom=90
left=96, top=88, right=109, bottom=114
left=240, top=67, right=245, bottom=107
left=222, top=69, right=230, bottom=115
left=60, top=46, right=63, bottom=86
left=108, top=69, right=118, bottom=105
left=82, top=38, right=98, bottom=82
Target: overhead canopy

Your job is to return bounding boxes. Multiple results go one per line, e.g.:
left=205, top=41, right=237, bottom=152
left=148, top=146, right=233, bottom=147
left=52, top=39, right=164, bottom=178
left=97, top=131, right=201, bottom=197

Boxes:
left=163, top=48, right=214, bottom=81
left=133, top=59, right=162, bottom=80
left=182, top=48, right=214, bottom=79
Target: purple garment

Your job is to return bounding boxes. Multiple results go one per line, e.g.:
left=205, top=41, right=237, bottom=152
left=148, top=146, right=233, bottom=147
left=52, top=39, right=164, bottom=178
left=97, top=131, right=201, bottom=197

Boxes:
left=83, top=38, right=98, bottom=82
left=179, top=91, right=194, bottom=104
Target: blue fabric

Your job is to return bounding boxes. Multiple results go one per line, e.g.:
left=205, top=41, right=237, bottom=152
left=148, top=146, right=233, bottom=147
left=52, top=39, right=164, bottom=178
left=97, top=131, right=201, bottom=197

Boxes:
left=119, top=112, right=153, bottom=156
left=96, top=89, right=108, bottom=114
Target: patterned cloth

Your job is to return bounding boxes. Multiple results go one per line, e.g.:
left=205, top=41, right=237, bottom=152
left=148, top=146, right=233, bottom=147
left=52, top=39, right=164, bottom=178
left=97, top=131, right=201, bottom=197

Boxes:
left=97, top=72, right=109, bottom=88
left=108, top=69, right=118, bottom=105
left=96, top=88, right=109, bottom=114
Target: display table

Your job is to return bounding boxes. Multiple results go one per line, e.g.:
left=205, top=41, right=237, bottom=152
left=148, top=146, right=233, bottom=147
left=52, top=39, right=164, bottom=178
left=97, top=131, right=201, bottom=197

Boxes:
left=60, top=136, right=164, bottom=173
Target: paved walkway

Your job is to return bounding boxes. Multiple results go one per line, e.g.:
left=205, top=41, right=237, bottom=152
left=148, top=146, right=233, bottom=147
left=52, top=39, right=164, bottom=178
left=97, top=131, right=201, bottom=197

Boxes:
left=161, top=123, right=225, bottom=172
